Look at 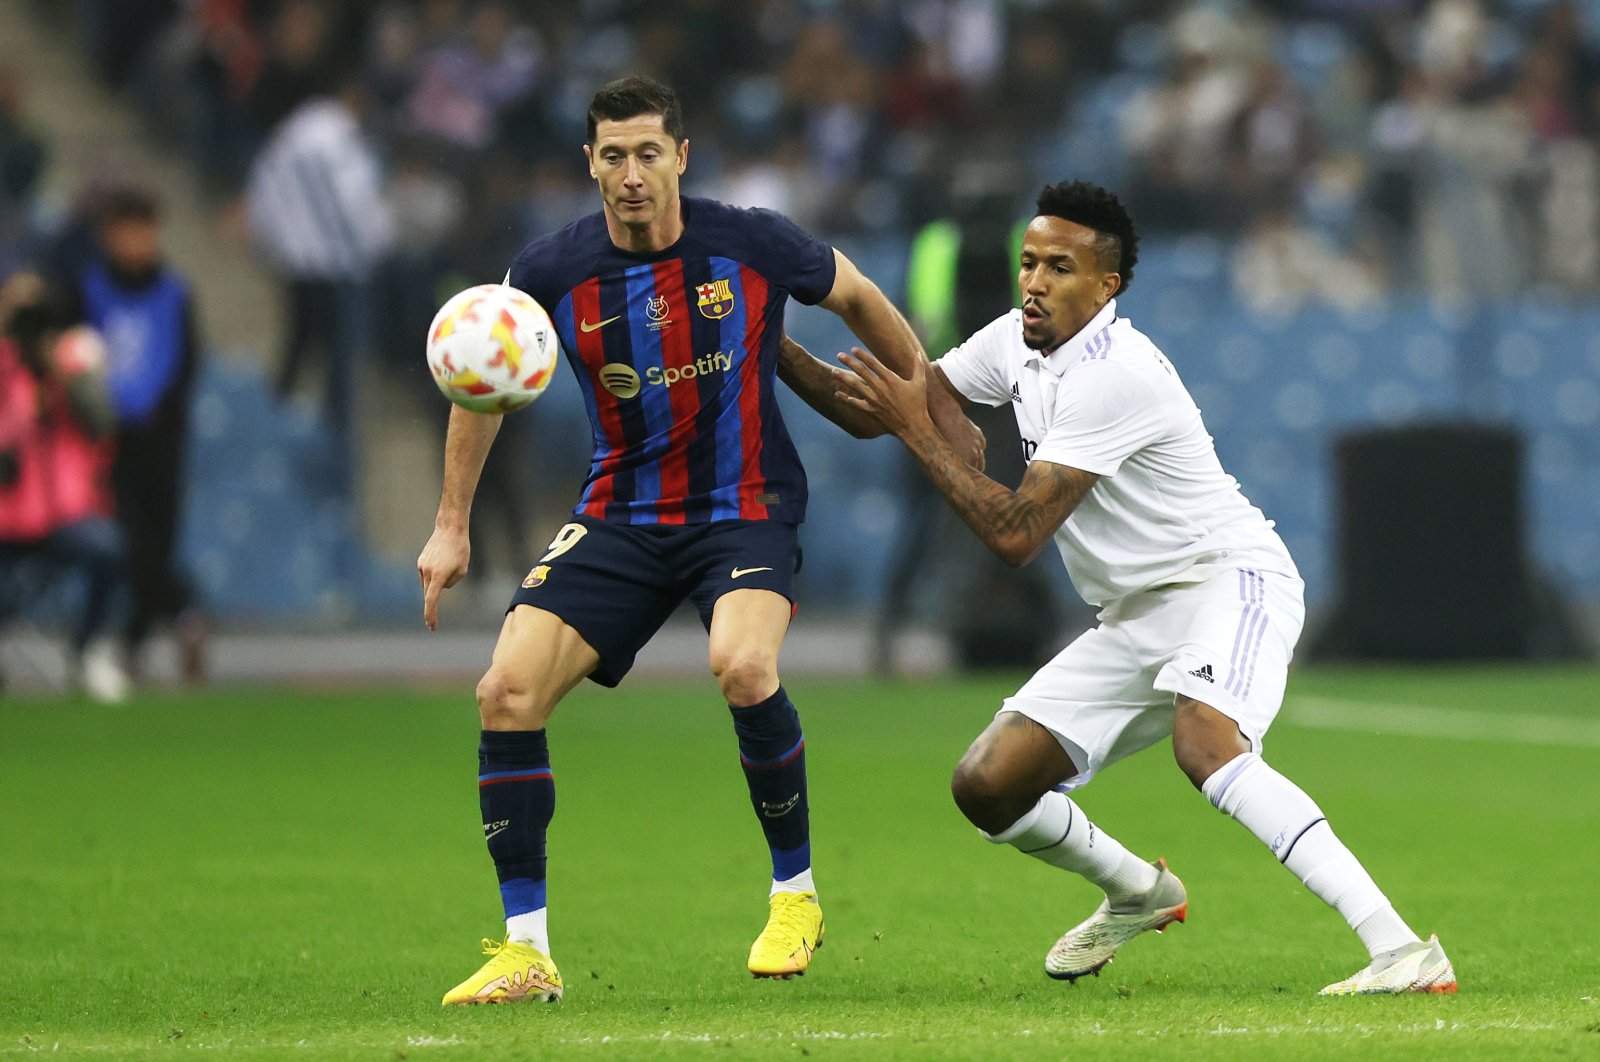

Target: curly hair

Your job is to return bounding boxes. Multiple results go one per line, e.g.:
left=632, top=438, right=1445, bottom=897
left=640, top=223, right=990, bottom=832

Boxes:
left=1034, top=181, right=1139, bottom=293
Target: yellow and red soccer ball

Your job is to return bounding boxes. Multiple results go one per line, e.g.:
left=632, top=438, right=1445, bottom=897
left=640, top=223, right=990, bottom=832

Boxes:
left=425, top=283, right=560, bottom=413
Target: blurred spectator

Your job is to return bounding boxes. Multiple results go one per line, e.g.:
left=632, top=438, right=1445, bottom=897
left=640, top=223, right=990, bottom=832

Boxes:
left=75, top=188, right=207, bottom=684
left=1410, top=3, right=1540, bottom=305
left=246, top=69, right=393, bottom=490
left=75, top=0, right=179, bottom=90
left=1226, top=60, right=1318, bottom=209
left=0, top=67, right=47, bottom=274
left=246, top=0, right=335, bottom=135
left=0, top=275, right=127, bottom=702
left=1232, top=202, right=1383, bottom=317
left=1515, top=5, right=1600, bottom=292
left=404, top=0, right=540, bottom=155
left=1121, top=7, right=1259, bottom=232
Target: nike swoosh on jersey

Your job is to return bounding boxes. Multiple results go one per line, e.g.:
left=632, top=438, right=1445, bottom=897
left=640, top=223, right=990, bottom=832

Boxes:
left=731, top=566, right=774, bottom=578
left=579, top=315, right=622, bottom=333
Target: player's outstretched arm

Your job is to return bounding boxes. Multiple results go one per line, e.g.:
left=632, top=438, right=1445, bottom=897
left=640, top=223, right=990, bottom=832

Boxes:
left=418, top=405, right=502, bottom=630
left=818, top=249, right=985, bottom=469
left=836, top=346, right=1096, bottom=567
left=777, top=334, right=885, bottom=439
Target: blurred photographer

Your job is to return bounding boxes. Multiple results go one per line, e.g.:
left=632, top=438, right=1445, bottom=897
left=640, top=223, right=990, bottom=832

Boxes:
left=79, top=187, right=206, bottom=683
left=0, top=274, right=128, bottom=701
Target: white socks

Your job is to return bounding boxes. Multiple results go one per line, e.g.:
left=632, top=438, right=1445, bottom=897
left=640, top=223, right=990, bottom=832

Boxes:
left=505, top=908, right=549, bottom=954
left=772, top=867, right=816, bottom=896
left=985, top=791, right=1160, bottom=904
left=1203, top=752, right=1420, bottom=958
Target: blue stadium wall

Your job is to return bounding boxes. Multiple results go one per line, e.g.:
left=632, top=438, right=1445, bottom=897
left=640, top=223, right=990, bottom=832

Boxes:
left=180, top=238, right=1600, bottom=622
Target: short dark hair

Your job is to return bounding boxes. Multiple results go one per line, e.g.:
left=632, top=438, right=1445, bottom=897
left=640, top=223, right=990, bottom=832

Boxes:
left=97, top=185, right=160, bottom=228
left=1035, top=180, right=1139, bottom=293
left=3, top=288, right=74, bottom=358
left=586, top=76, right=684, bottom=145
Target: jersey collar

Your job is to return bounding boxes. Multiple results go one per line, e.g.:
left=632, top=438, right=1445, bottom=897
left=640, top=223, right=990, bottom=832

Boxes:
left=1023, top=298, right=1118, bottom=376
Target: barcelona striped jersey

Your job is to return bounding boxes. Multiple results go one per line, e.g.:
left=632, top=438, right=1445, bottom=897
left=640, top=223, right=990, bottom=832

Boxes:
left=508, top=197, right=836, bottom=525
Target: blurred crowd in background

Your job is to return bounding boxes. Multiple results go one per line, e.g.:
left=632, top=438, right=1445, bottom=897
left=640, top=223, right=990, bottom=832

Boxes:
left=4, top=0, right=1600, bottom=696
left=29, top=0, right=1600, bottom=315
left=3, top=1, right=1599, bottom=308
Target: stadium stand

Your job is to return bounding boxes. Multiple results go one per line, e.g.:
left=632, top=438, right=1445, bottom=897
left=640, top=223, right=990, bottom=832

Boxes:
left=0, top=0, right=1597, bottom=640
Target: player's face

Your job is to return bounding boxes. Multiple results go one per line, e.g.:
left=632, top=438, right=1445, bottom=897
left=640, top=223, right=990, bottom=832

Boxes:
left=101, top=219, right=161, bottom=277
left=585, top=115, right=688, bottom=232
left=1017, top=216, right=1122, bottom=352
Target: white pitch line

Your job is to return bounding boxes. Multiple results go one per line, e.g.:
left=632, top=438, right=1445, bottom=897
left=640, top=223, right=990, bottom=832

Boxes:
left=1284, top=696, right=1600, bottom=750
left=0, top=1020, right=1581, bottom=1054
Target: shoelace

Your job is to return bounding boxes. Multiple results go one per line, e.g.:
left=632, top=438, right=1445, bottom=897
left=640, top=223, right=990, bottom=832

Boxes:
left=766, top=897, right=816, bottom=941
left=480, top=937, right=505, bottom=956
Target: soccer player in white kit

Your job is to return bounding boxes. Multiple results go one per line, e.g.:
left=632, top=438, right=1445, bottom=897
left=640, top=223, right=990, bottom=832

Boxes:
left=781, top=180, right=1455, bottom=995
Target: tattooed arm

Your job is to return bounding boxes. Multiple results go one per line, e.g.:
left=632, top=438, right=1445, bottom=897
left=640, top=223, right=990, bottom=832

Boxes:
left=836, top=347, right=1097, bottom=567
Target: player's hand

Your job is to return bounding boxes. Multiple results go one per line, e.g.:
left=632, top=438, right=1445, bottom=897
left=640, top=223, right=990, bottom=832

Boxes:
left=417, top=524, right=471, bottom=631
left=931, top=397, right=985, bottom=472
left=836, top=346, right=935, bottom=441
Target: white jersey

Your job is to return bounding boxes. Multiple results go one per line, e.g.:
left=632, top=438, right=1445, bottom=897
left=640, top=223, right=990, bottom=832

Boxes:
left=936, top=299, right=1297, bottom=607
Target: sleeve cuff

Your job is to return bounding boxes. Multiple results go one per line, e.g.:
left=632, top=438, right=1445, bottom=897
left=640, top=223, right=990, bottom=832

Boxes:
left=1029, top=450, right=1122, bottom=477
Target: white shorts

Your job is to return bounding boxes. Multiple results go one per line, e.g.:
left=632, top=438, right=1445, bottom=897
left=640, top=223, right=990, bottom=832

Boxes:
left=1000, top=566, right=1306, bottom=790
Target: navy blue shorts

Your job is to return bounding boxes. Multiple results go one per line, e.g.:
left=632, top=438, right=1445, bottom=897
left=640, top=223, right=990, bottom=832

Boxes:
left=508, top=515, right=802, bottom=687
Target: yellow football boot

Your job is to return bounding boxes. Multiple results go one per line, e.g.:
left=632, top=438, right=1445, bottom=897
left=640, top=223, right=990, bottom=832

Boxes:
left=747, top=891, right=824, bottom=979
left=441, top=938, right=564, bottom=1005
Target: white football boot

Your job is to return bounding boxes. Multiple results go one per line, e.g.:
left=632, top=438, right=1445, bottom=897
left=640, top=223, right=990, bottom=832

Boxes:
left=1319, top=934, right=1456, bottom=995
left=1044, top=858, right=1188, bottom=982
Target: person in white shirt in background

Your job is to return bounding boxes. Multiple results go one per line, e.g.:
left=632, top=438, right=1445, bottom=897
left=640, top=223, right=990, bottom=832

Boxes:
left=247, top=68, right=393, bottom=497
left=778, top=179, right=1455, bottom=997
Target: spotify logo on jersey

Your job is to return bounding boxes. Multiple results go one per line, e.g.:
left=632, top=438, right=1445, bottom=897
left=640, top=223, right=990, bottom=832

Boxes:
left=599, top=363, right=641, bottom=399
left=599, top=351, right=736, bottom=400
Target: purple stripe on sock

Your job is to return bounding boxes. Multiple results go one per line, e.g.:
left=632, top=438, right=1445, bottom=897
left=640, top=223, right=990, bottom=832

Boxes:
left=1207, top=754, right=1256, bottom=807
left=740, top=736, right=805, bottom=770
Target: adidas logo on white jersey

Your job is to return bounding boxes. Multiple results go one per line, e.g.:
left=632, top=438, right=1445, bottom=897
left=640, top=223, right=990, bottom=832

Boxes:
left=1188, top=664, right=1214, bottom=683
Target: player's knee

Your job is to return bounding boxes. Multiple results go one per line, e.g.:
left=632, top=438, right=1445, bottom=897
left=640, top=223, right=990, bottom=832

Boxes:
left=710, top=648, right=778, bottom=706
left=476, top=667, right=545, bottom=729
left=950, top=757, right=1027, bottom=833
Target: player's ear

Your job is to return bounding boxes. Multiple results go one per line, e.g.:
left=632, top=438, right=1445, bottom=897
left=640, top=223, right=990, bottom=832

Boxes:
left=1103, top=271, right=1123, bottom=300
left=583, top=143, right=597, bottom=180
left=675, top=138, right=689, bottom=175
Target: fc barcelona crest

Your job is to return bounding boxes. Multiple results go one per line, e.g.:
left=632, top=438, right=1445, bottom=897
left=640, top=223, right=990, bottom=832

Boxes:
left=522, top=564, right=552, bottom=588
left=696, top=280, right=736, bottom=320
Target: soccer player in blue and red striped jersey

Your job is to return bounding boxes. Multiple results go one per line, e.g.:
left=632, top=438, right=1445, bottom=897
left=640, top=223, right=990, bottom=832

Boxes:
left=419, top=77, right=982, bottom=1005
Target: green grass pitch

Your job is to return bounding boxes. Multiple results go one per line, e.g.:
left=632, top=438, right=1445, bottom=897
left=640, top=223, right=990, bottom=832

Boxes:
left=3, top=666, right=1599, bottom=1059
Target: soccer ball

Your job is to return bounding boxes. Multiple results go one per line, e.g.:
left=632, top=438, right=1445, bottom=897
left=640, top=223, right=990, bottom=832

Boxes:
left=425, top=283, right=560, bottom=413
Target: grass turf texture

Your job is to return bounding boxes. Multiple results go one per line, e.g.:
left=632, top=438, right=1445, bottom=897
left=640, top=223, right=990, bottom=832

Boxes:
left=3, top=666, right=1598, bottom=1059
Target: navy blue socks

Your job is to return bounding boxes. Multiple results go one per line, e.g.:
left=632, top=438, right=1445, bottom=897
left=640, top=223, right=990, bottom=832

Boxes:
left=478, top=729, right=554, bottom=923
left=730, top=686, right=811, bottom=882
